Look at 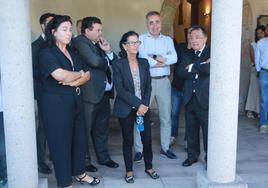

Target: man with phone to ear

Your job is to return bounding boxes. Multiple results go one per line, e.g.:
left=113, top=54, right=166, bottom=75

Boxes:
left=73, top=17, right=119, bottom=170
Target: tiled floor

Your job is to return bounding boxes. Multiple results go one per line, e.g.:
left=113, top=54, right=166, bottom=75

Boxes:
left=40, top=114, right=268, bottom=188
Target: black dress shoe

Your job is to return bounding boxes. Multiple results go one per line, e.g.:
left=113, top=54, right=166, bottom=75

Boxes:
left=38, top=162, right=52, bottom=174
left=85, top=164, right=98, bottom=172
left=160, top=149, right=177, bottom=159
left=101, top=160, right=119, bottom=168
left=182, top=158, right=198, bottom=167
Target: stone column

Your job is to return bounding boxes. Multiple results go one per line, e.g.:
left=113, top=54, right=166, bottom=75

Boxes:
left=0, top=0, right=46, bottom=188
left=197, top=0, right=248, bottom=187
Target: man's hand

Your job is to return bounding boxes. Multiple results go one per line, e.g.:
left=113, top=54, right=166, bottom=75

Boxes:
left=137, top=104, right=149, bottom=116
left=155, top=55, right=166, bottom=64
left=98, top=36, right=112, bottom=53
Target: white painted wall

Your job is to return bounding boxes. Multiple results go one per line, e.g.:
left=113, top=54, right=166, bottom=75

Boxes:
left=30, top=0, right=164, bottom=54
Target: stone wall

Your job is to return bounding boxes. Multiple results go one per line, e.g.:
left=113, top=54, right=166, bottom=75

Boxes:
left=239, top=0, right=253, bottom=114
left=160, top=0, right=181, bottom=37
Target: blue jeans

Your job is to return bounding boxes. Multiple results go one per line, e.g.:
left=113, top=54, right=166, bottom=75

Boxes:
left=171, top=87, right=183, bottom=137
left=0, top=112, right=7, bottom=180
left=259, top=70, right=268, bottom=125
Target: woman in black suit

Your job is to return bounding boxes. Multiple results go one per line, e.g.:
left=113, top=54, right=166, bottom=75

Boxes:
left=112, top=31, right=159, bottom=183
left=38, top=15, right=99, bottom=188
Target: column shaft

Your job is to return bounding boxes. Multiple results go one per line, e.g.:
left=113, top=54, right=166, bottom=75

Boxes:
left=207, top=0, right=243, bottom=183
left=0, top=0, right=38, bottom=187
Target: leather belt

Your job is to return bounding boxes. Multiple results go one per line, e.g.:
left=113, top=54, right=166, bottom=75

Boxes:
left=151, top=75, right=168, bottom=79
left=261, top=68, right=268, bottom=72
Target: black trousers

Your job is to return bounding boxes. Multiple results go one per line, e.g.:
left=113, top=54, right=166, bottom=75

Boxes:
left=185, top=94, right=208, bottom=162
left=84, top=93, right=111, bottom=164
left=119, top=110, right=153, bottom=172
left=36, top=100, right=48, bottom=165
left=40, top=93, right=86, bottom=187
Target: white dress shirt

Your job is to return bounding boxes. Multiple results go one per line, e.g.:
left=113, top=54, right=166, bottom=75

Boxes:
left=139, top=32, right=177, bottom=77
left=255, top=37, right=268, bottom=72
left=0, top=74, right=3, bottom=112
left=92, top=41, right=114, bottom=91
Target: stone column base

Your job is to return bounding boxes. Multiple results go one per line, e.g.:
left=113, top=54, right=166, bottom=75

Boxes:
left=38, top=178, right=48, bottom=188
left=197, top=170, right=248, bottom=188
left=4, top=178, right=47, bottom=188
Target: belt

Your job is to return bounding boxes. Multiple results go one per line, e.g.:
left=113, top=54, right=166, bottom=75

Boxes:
left=261, top=68, right=268, bottom=72
left=151, top=75, right=168, bottom=79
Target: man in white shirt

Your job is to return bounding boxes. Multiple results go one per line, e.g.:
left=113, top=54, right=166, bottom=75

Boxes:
left=138, top=11, right=178, bottom=159
left=255, top=34, right=268, bottom=133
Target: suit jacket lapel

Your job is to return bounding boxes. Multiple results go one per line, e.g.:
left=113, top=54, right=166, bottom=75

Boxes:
left=193, top=46, right=209, bottom=65
left=138, top=60, right=145, bottom=95
left=53, top=46, right=73, bottom=70
left=199, top=46, right=207, bottom=60
left=123, top=59, right=135, bottom=92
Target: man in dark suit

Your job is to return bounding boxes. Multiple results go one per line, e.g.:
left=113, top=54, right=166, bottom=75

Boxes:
left=31, top=12, right=55, bottom=174
left=170, top=33, right=192, bottom=147
left=177, top=25, right=210, bottom=167
left=73, top=17, right=119, bottom=170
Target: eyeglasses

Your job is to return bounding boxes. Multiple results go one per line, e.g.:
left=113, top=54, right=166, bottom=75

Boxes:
left=125, top=41, right=142, bottom=46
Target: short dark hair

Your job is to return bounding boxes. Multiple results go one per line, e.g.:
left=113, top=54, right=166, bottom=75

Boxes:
left=190, top=25, right=208, bottom=37
left=39, top=13, right=55, bottom=25
left=81, top=17, right=102, bottom=34
left=44, top=15, right=72, bottom=47
left=119, top=31, right=139, bottom=58
left=146, top=11, right=160, bottom=19
left=255, top=25, right=265, bottom=42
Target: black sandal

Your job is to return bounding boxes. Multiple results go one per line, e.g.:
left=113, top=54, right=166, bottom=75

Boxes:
left=75, top=173, right=100, bottom=186
left=145, top=170, right=159, bottom=179
left=124, top=175, right=134, bottom=183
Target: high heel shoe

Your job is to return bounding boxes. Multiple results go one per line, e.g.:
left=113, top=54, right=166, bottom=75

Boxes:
left=74, top=173, right=100, bottom=186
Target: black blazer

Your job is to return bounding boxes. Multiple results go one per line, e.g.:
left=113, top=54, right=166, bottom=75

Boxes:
left=112, top=58, right=152, bottom=118
left=171, top=42, right=191, bottom=90
left=72, top=35, right=117, bottom=104
left=32, top=35, right=46, bottom=100
left=177, top=46, right=210, bottom=109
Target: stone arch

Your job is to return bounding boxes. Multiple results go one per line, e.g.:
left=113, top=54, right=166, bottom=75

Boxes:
left=160, top=0, right=181, bottom=37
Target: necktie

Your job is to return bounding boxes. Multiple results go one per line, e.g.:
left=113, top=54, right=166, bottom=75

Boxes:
left=195, top=50, right=201, bottom=56
left=106, top=67, right=112, bottom=84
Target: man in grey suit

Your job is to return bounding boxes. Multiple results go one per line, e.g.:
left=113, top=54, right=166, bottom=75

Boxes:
left=73, top=17, right=119, bottom=170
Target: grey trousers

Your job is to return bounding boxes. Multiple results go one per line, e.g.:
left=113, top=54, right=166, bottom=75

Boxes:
left=84, top=93, right=111, bottom=164
left=134, top=77, right=172, bottom=152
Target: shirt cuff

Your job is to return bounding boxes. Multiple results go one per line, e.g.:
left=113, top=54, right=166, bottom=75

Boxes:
left=148, top=57, right=158, bottom=67
left=188, top=64, right=194, bottom=72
